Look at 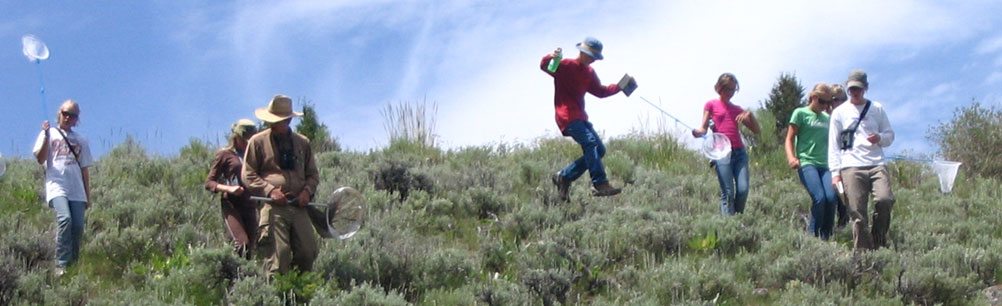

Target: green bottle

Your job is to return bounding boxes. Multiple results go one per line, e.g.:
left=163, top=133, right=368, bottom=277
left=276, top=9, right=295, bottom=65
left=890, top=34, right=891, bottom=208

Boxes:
left=547, top=48, right=562, bottom=73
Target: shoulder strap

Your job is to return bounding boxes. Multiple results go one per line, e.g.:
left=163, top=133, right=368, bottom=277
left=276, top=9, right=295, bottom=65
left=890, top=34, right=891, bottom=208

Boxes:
left=52, top=128, right=82, bottom=164
left=859, top=100, right=872, bottom=121
left=846, top=101, right=872, bottom=133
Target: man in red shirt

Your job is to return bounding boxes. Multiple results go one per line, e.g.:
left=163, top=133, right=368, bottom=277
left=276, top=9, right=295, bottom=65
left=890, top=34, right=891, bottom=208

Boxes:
left=541, top=37, right=624, bottom=201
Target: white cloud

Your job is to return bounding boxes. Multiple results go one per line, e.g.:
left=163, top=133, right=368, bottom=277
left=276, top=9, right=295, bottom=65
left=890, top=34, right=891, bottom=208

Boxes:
left=201, top=0, right=1001, bottom=152
left=975, top=35, right=1002, bottom=54
left=927, top=82, right=957, bottom=97
left=424, top=1, right=982, bottom=150
left=986, top=72, right=1002, bottom=86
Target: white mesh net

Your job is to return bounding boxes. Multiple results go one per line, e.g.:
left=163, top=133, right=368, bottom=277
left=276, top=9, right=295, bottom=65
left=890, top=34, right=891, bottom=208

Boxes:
left=930, top=161, right=961, bottom=193
left=22, top=35, right=50, bottom=61
left=701, top=133, right=731, bottom=161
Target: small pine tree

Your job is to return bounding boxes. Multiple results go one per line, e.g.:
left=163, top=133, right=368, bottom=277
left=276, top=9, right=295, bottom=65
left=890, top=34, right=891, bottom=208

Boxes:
left=295, top=98, right=341, bottom=152
left=761, top=72, right=805, bottom=142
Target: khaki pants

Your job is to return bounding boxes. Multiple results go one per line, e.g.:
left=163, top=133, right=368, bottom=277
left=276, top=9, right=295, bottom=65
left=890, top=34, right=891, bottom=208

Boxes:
left=258, top=203, right=318, bottom=277
left=841, top=165, right=895, bottom=250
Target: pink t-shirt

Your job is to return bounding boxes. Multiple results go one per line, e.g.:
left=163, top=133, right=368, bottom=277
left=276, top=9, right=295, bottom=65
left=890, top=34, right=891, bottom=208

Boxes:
left=704, top=99, right=745, bottom=149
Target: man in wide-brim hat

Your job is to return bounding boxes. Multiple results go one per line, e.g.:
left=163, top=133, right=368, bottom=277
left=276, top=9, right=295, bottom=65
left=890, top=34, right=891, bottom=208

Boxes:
left=241, top=94, right=320, bottom=277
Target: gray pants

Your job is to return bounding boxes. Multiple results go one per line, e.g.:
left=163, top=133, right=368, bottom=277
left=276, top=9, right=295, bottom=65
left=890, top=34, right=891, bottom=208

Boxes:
left=841, top=165, right=895, bottom=250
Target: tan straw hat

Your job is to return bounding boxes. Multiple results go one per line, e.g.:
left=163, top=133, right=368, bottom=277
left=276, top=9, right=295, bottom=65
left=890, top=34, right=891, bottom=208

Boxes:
left=254, top=95, right=303, bottom=123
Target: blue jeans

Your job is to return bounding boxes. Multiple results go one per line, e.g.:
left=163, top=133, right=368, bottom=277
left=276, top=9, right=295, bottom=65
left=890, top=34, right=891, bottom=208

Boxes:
left=797, top=165, right=838, bottom=240
left=713, top=148, right=748, bottom=215
left=558, top=121, right=608, bottom=185
left=49, top=196, right=86, bottom=268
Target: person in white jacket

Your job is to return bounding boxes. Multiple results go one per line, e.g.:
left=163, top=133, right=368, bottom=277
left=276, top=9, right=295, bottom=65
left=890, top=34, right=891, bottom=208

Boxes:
left=828, top=69, right=895, bottom=250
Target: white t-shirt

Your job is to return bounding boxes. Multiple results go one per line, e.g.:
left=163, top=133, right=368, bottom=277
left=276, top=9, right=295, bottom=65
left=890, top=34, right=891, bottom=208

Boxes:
left=827, top=100, right=895, bottom=178
left=33, top=127, right=94, bottom=203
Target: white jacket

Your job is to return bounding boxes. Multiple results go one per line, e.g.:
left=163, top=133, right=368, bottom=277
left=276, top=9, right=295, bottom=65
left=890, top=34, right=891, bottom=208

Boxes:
left=827, top=100, right=894, bottom=178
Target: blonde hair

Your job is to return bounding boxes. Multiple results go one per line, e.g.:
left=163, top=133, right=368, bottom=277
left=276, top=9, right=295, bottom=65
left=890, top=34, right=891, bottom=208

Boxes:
left=223, top=119, right=257, bottom=152
left=808, top=83, right=833, bottom=104
left=714, top=73, right=739, bottom=94
left=830, top=84, right=848, bottom=103
left=57, top=99, right=80, bottom=126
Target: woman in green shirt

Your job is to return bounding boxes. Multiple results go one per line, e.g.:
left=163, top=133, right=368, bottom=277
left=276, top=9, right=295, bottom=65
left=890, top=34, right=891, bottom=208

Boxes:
left=784, top=83, right=839, bottom=240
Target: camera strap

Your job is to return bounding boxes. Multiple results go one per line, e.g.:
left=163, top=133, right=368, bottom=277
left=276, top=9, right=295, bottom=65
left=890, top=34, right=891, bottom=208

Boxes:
left=845, top=100, right=871, bottom=136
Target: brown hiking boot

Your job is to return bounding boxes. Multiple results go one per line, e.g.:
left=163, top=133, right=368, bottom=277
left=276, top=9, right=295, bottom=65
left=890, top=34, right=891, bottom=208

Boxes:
left=551, top=173, right=570, bottom=202
left=591, top=182, right=622, bottom=197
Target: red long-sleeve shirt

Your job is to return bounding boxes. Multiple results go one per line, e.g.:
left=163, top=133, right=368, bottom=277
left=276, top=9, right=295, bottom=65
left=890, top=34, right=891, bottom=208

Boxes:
left=540, top=54, right=620, bottom=135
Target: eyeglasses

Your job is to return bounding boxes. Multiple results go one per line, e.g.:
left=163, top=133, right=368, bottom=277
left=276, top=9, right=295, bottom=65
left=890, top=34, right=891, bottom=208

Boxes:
left=61, top=111, right=79, bottom=119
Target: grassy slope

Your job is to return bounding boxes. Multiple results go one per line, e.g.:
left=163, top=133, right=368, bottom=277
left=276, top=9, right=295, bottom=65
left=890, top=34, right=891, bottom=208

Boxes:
left=1, top=131, right=1000, bottom=305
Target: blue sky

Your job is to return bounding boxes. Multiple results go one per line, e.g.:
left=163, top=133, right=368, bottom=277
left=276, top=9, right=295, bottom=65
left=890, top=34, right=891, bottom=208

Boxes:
left=2, top=0, right=1000, bottom=159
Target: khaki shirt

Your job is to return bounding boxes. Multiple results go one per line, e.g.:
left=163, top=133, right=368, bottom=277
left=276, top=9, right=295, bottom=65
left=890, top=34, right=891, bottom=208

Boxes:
left=242, top=128, right=319, bottom=199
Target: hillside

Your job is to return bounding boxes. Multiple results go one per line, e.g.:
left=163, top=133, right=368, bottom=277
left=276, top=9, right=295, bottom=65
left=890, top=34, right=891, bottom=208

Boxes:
left=2, top=130, right=1000, bottom=305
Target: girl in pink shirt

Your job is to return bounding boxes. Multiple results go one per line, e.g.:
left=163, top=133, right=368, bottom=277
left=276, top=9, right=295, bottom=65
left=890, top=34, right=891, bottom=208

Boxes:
left=692, top=73, right=761, bottom=215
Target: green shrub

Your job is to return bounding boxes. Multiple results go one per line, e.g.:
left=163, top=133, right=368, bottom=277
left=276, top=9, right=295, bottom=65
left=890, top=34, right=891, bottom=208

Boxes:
left=502, top=202, right=565, bottom=241
left=0, top=251, right=19, bottom=305
left=454, top=187, right=512, bottom=220
left=3, top=118, right=1002, bottom=304
left=768, top=281, right=895, bottom=306
left=273, top=269, right=323, bottom=304
left=317, top=224, right=430, bottom=299
left=608, top=131, right=695, bottom=174
left=479, top=237, right=517, bottom=275
left=420, top=285, right=478, bottom=305
left=896, top=244, right=998, bottom=305
left=225, top=275, right=281, bottom=306
left=687, top=214, right=762, bottom=255
left=333, top=282, right=409, bottom=305
left=521, top=268, right=574, bottom=305
left=762, top=235, right=854, bottom=287
left=86, top=227, right=156, bottom=276
left=644, top=257, right=751, bottom=304
left=371, top=159, right=434, bottom=201
left=602, top=150, right=637, bottom=184
left=0, top=216, right=54, bottom=271
left=476, top=278, right=531, bottom=306
left=414, top=248, right=476, bottom=291
left=927, top=101, right=1002, bottom=179
left=42, top=273, right=93, bottom=306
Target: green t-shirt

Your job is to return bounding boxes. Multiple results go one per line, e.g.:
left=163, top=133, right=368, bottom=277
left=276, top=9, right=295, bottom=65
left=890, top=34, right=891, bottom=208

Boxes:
left=789, top=107, right=830, bottom=167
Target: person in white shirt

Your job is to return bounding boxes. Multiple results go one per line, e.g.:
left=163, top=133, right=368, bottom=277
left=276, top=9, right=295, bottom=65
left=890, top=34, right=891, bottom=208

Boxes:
left=33, top=99, right=94, bottom=275
left=827, top=70, right=895, bottom=250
